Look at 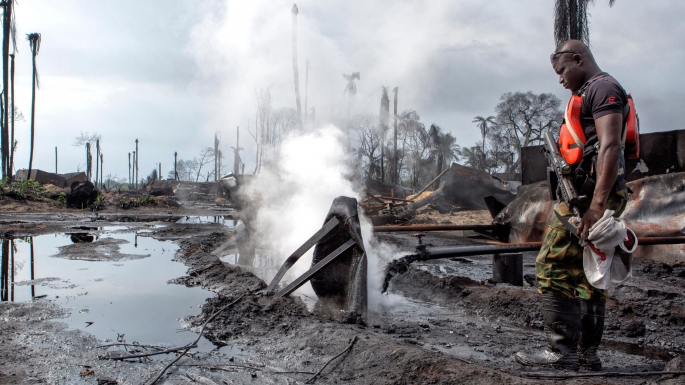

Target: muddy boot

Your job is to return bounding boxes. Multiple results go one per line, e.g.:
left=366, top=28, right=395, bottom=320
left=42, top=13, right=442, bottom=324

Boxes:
left=515, top=295, right=580, bottom=370
left=578, top=299, right=605, bottom=371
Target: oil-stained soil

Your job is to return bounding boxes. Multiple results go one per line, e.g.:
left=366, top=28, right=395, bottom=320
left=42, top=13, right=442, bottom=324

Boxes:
left=1, top=204, right=685, bottom=384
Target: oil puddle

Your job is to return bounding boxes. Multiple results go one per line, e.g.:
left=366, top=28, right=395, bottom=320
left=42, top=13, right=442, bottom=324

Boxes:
left=221, top=250, right=281, bottom=282
left=218, top=248, right=320, bottom=310
left=176, top=216, right=234, bottom=227
left=0, top=228, right=223, bottom=356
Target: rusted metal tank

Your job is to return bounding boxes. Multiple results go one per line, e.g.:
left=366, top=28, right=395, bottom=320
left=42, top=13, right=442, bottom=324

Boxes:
left=310, top=196, right=367, bottom=324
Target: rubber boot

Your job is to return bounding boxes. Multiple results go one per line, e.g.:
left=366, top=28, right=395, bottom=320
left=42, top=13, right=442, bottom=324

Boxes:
left=515, top=295, right=580, bottom=370
left=578, top=299, right=605, bottom=371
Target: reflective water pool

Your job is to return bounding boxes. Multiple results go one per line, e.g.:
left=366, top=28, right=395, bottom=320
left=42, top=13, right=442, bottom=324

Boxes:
left=1, top=228, right=218, bottom=353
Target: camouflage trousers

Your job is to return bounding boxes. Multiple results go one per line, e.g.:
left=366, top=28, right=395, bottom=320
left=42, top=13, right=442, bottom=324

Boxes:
left=536, top=190, right=628, bottom=302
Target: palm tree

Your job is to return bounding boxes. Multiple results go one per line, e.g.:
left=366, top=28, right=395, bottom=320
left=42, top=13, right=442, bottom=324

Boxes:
left=343, top=72, right=360, bottom=134
left=554, top=0, right=616, bottom=47
left=1, top=0, right=15, bottom=179
left=291, top=4, right=302, bottom=128
left=472, top=115, right=495, bottom=171
left=26, top=33, right=40, bottom=180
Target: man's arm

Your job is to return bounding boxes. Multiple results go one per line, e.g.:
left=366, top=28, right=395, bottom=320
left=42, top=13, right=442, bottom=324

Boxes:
left=577, top=112, right=623, bottom=239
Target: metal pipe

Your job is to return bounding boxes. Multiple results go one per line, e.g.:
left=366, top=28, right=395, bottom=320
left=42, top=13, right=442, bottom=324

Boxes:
left=418, top=244, right=540, bottom=261
left=417, top=236, right=685, bottom=261
left=373, top=224, right=497, bottom=232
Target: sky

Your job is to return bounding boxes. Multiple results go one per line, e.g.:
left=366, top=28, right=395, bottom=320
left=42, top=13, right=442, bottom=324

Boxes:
left=7, top=0, right=685, bottom=180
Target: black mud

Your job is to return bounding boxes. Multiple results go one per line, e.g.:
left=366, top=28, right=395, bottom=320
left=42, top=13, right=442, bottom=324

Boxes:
left=1, top=213, right=684, bottom=384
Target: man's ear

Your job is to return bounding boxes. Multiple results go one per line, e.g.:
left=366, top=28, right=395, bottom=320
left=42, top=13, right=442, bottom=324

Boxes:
left=573, top=54, right=583, bottom=66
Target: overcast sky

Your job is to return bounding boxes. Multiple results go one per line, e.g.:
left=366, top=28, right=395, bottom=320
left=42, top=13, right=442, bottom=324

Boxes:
left=9, top=0, right=685, bottom=180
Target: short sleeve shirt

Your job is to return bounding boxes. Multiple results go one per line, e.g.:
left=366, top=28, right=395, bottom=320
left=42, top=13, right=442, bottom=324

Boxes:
left=576, top=72, right=628, bottom=148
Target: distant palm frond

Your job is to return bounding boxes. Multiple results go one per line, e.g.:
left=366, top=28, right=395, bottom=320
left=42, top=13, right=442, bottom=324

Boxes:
left=27, top=33, right=41, bottom=56
left=554, top=0, right=617, bottom=47
left=554, top=0, right=590, bottom=47
left=27, top=32, right=40, bottom=89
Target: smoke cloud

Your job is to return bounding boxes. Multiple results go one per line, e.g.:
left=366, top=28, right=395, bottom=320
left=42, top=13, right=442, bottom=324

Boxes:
left=241, top=123, right=407, bottom=310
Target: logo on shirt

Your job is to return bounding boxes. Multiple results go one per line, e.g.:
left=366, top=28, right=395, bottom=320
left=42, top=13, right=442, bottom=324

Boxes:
left=608, top=96, right=616, bottom=103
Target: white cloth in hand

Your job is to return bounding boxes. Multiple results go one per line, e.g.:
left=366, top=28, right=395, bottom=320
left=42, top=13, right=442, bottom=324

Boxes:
left=582, top=210, right=630, bottom=289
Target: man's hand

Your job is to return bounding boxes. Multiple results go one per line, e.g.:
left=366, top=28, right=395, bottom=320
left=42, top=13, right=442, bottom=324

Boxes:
left=578, top=207, right=604, bottom=240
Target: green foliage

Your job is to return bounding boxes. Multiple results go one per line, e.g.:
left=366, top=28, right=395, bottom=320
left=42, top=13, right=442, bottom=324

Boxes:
left=92, top=194, right=105, bottom=210
left=118, top=197, right=136, bottom=209
left=56, top=192, right=66, bottom=207
left=0, top=177, right=8, bottom=194
left=0, top=178, right=46, bottom=200
left=118, top=194, right=156, bottom=209
left=139, top=195, right=156, bottom=205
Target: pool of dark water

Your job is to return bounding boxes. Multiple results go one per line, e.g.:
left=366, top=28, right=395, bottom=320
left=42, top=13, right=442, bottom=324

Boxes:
left=0, top=228, right=227, bottom=355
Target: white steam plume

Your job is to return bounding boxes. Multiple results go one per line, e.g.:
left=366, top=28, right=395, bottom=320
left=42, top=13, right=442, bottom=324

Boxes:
left=243, top=123, right=407, bottom=310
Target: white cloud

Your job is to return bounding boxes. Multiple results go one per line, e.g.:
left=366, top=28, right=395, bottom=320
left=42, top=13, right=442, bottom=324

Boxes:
left=5, top=0, right=684, bottom=178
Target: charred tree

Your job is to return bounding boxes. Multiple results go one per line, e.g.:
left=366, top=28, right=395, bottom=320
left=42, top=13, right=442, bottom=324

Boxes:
left=100, top=153, right=103, bottom=188
left=304, top=59, right=309, bottom=125
left=291, top=4, right=302, bottom=128
left=343, top=72, right=360, bottom=136
left=392, top=87, right=398, bottom=184
left=135, top=139, right=139, bottom=189
left=95, top=139, right=100, bottom=186
left=214, top=133, right=219, bottom=181
left=132, top=151, right=136, bottom=187
left=86, top=143, right=92, bottom=181
left=8, top=52, right=15, bottom=180
left=174, top=151, right=178, bottom=180
left=379, top=87, right=389, bottom=182
left=26, top=33, right=40, bottom=180
left=1, top=0, right=13, bottom=179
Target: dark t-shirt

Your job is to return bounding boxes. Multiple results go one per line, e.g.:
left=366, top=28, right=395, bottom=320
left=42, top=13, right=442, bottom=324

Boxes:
left=576, top=72, right=628, bottom=150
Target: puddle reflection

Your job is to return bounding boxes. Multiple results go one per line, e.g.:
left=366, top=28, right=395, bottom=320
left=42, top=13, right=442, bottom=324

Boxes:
left=1, top=230, right=217, bottom=353
left=219, top=245, right=320, bottom=311
left=176, top=216, right=234, bottom=227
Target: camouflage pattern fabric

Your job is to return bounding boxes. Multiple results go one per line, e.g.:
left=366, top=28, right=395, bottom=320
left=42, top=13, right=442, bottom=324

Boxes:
left=536, top=190, right=628, bottom=301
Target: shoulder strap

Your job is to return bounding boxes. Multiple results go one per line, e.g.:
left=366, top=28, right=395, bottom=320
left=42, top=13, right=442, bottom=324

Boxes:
left=565, top=98, right=585, bottom=149
left=621, top=103, right=630, bottom=147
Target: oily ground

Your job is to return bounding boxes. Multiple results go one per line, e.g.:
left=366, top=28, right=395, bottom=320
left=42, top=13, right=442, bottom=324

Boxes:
left=1, top=200, right=684, bottom=384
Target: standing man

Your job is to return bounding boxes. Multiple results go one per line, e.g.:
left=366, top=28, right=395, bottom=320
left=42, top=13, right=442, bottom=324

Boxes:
left=515, top=40, right=629, bottom=371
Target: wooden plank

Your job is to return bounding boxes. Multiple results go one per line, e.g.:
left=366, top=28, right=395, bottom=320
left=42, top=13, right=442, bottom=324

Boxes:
left=415, top=166, right=450, bottom=197
left=376, top=196, right=413, bottom=203
left=274, top=239, right=356, bottom=298
left=266, top=217, right=340, bottom=293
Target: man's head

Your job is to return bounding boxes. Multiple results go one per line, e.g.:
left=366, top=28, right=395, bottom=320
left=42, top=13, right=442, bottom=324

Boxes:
left=550, top=40, right=601, bottom=92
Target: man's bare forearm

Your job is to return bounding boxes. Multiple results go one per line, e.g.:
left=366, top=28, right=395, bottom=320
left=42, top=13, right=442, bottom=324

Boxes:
left=590, top=143, right=621, bottom=211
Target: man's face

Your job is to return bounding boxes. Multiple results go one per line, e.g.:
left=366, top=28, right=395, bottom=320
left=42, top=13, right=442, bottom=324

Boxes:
left=551, top=53, right=585, bottom=92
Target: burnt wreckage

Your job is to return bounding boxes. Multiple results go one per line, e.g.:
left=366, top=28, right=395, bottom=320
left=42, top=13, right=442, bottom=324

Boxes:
left=262, top=129, right=685, bottom=326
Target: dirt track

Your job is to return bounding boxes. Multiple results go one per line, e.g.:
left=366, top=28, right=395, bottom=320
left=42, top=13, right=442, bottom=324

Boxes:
left=1, top=199, right=685, bottom=384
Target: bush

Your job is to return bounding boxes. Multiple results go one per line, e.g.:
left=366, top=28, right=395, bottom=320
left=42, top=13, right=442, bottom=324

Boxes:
left=0, top=178, right=46, bottom=200
left=56, top=192, right=67, bottom=207
left=139, top=195, right=156, bottom=205
left=93, top=194, right=105, bottom=210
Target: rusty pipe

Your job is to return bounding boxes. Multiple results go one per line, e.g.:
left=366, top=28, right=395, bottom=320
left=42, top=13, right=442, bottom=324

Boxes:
left=373, top=224, right=496, bottom=232
left=485, top=237, right=685, bottom=248
left=414, top=236, right=685, bottom=261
